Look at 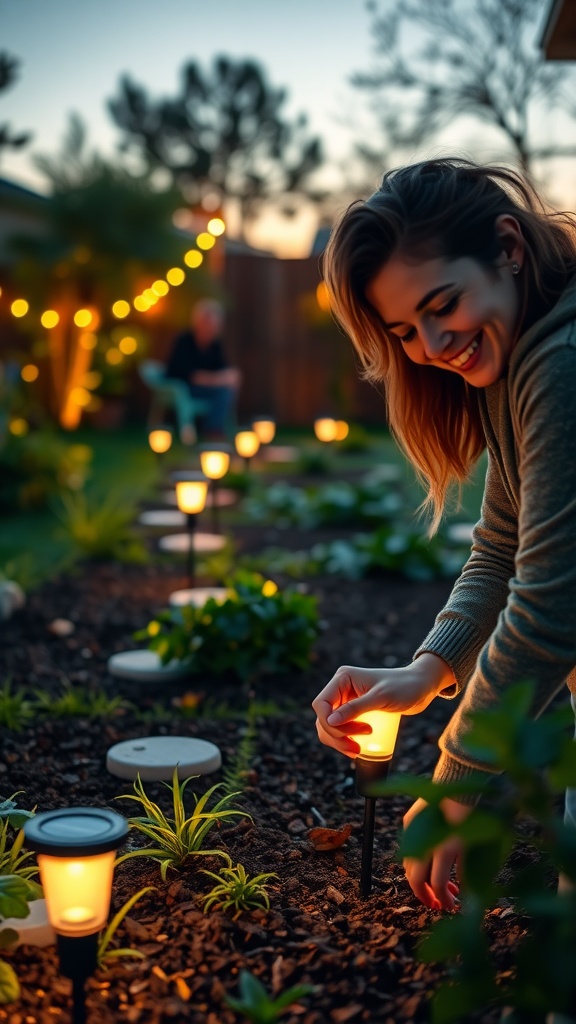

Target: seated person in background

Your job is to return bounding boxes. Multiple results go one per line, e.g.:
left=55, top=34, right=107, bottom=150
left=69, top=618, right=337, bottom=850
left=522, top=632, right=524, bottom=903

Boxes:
left=165, top=298, right=240, bottom=439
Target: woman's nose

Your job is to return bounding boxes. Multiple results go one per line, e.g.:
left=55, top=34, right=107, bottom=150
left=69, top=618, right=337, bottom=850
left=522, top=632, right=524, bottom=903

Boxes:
left=421, top=324, right=452, bottom=360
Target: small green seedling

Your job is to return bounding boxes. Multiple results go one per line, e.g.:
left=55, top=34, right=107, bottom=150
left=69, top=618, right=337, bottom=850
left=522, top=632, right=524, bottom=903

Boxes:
left=34, top=681, right=129, bottom=718
left=0, top=875, right=38, bottom=1004
left=116, top=768, right=249, bottom=880
left=201, top=857, right=277, bottom=919
left=97, top=886, right=154, bottom=969
left=225, top=969, right=314, bottom=1024
left=0, top=680, right=35, bottom=733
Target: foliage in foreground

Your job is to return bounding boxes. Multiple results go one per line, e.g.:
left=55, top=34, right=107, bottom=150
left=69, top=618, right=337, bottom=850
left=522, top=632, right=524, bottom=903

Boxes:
left=54, top=488, right=148, bottom=563
left=0, top=432, right=92, bottom=512
left=139, top=571, right=319, bottom=681
left=115, top=769, right=249, bottom=880
left=225, top=969, right=315, bottom=1024
left=97, top=886, right=154, bottom=969
left=0, top=797, right=39, bottom=1005
left=0, top=678, right=129, bottom=731
left=201, top=856, right=277, bottom=919
left=382, top=683, right=576, bottom=1023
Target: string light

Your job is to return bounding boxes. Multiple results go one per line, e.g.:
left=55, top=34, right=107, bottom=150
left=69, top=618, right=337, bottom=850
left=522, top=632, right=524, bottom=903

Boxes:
left=207, top=217, right=226, bottom=236
left=21, top=364, right=39, bottom=383
left=41, top=310, right=60, bottom=329
left=73, top=309, right=93, bottom=329
left=151, top=280, right=169, bottom=297
left=112, top=300, right=130, bottom=319
left=119, top=336, right=138, bottom=355
left=11, top=299, right=29, bottom=318
left=196, top=232, right=216, bottom=251
left=166, top=267, right=185, bottom=285
left=184, top=249, right=203, bottom=268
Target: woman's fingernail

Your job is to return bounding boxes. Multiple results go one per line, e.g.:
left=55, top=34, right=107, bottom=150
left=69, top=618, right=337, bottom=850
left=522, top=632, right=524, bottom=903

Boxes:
left=327, top=714, right=339, bottom=725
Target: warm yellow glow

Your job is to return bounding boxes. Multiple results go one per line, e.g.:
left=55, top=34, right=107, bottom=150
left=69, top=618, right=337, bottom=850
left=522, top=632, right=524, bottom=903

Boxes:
left=335, top=420, right=349, bottom=441
left=119, top=336, right=138, bottom=355
left=148, top=428, right=172, bottom=454
left=105, top=348, right=123, bottom=366
left=200, top=449, right=230, bottom=479
left=354, top=710, right=401, bottom=761
left=112, top=300, right=131, bottom=319
left=41, top=309, right=59, bottom=329
left=9, top=417, right=29, bottom=436
left=184, top=249, right=203, bottom=268
left=151, top=280, right=169, bottom=297
left=79, top=332, right=98, bottom=351
left=11, top=299, right=29, bottom=318
left=74, top=308, right=93, bottom=329
left=316, top=281, right=331, bottom=312
left=196, top=232, right=216, bottom=251
left=74, top=245, right=91, bottom=264
left=262, top=579, right=278, bottom=597
left=314, top=417, right=338, bottom=442
left=148, top=620, right=161, bottom=637
left=252, top=419, right=276, bottom=444
left=81, top=371, right=102, bottom=390
left=143, top=289, right=158, bottom=305
left=235, top=430, right=260, bottom=460
left=175, top=478, right=208, bottom=514
left=133, top=295, right=150, bottom=312
left=37, top=850, right=116, bottom=937
left=21, top=364, right=39, bottom=383
left=207, top=217, right=226, bottom=236
left=69, top=386, right=92, bottom=408
left=166, top=267, right=185, bottom=286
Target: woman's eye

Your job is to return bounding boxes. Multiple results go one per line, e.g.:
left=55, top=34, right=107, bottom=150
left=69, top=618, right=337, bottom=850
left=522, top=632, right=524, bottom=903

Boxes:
left=435, top=293, right=460, bottom=317
left=398, top=327, right=416, bottom=343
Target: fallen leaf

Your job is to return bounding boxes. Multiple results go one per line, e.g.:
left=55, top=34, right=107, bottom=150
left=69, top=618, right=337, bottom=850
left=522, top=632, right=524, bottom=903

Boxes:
left=308, top=823, right=353, bottom=851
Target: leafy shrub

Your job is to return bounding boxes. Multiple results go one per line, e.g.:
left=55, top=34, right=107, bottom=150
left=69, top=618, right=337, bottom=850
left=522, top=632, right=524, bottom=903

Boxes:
left=201, top=856, right=277, bottom=918
left=54, top=489, right=148, bottom=562
left=0, top=432, right=92, bottom=511
left=383, top=683, right=576, bottom=1022
left=138, top=571, right=319, bottom=681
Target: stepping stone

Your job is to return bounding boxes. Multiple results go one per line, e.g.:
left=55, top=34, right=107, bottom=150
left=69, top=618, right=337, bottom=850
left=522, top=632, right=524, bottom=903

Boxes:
left=159, top=532, right=226, bottom=553
left=169, top=586, right=230, bottom=608
left=106, top=735, right=222, bottom=781
left=447, top=522, right=475, bottom=544
left=161, top=488, right=237, bottom=508
left=262, top=445, right=299, bottom=463
left=107, top=649, right=191, bottom=683
left=139, top=509, right=186, bottom=527
left=2, top=899, right=55, bottom=948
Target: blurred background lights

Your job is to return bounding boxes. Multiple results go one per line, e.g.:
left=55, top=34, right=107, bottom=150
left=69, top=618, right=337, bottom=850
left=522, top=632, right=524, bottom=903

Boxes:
left=184, top=249, right=203, bottom=268
left=69, top=387, right=92, bottom=407
left=196, top=232, right=216, bottom=250
left=41, top=310, right=60, bottom=329
left=11, top=299, right=29, bottom=317
left=133, top=295, right=150, bottom=312
left=9, top=417, right=29, bottom=436
left=207, top=217, right=225, bottom=236
left=316, top=281, right=331, bottom=312
left=112, top=300, right=130, bottom=319
left=81, top=371, right=102, bottom=390
left=262, top=580, right=278, bottom=597
left=151, top=280, right=169, bottom=297
left=105, top=348, right=123, bottom=365
left=119, top=336, right=138, bottom=355
left=73, top=308, right=93, bottom=329
left=166, top=267, right=185, bottom=286
left=79, top=332, right=98, bottom=350
left=335, top=420, right=350, bottom=441
left=21, top=364, right=39, bottom=383
left=143, top=289, right=158, bottom=305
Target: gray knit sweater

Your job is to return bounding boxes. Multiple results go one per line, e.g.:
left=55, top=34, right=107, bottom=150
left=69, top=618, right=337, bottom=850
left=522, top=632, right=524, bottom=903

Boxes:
left=415, top=277, right=576, bottom=786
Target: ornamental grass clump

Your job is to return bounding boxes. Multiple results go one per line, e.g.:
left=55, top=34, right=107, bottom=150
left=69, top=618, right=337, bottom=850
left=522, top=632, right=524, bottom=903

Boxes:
left=115, top=768, right=249, bottom=880
left=201, top=856, right=277, bottom=919
left=137, top=570, right=319, bottom=681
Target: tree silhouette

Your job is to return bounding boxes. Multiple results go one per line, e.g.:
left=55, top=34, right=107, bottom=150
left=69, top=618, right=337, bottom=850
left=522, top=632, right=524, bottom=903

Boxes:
left=108, top=56, right=324, bottom=233
left=353, top=0, right=576, bottom=174
left=0, top=52, right=32, bottom=163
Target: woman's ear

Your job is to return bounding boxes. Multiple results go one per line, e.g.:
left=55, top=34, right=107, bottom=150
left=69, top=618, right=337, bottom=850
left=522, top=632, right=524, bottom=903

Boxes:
left=495, top=214, right=526, bottom=271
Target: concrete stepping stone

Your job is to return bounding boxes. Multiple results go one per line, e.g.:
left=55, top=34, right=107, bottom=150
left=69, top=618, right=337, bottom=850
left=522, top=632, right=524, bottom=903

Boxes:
left=158, top=532, right=226, bottom=553
left=107, top=649, right=191, bottom=683
left=106, top=735, right=222, bottom=781
left=2, top=899, right=55, bottom=948
left=139, top=509, right=186, bottom=527
left=169, top=586, right=230, bottom=608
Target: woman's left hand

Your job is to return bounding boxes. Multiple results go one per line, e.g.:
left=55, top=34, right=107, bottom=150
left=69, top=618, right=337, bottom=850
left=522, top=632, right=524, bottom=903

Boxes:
left=402, top=797, right=473, bottom=911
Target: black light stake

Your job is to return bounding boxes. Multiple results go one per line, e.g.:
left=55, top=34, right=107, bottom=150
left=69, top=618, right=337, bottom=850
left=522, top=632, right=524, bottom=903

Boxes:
left=351, top=710, right=401, bottom=898
left=24, top=807, right=128, bottom=1024
left=199, top=443, right=231, bottom=534
left=174, top=471, right=209, bottom=589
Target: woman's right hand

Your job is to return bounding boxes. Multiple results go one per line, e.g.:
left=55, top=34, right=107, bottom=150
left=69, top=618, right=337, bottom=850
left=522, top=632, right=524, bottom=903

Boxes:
left=311, top=653, right=455, bottom=758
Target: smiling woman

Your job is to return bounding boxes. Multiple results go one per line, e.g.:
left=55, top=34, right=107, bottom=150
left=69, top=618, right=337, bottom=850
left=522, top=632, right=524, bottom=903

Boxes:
left=312, top=156, right=576, bottom=915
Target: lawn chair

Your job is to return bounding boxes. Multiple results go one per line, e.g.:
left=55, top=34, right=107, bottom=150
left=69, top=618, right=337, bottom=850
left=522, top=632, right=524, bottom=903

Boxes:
left=139, top=360, right=210, bottom=444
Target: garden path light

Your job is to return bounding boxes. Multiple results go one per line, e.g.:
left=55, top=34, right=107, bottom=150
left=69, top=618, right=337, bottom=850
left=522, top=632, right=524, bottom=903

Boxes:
left=314, top=416, right=338, bottom=442
left=148, top=426, right=173, bottom=456
left=352, top=709, right=401, bottom=898
left=199, top=442, right=231, bottom=533
left=252, top=417, right=276, bottom=445
left=173, top=470, right=209, bottom=590
left=234, top=427, right=260, bottom=470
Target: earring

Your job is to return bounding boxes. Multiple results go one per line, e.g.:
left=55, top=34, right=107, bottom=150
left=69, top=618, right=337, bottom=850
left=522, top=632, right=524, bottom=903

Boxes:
left=512, top=262, right=520, bottom=275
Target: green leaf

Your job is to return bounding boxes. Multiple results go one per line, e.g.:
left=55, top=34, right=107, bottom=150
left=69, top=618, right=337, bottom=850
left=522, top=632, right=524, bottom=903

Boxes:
left=0, top=928, right=19, bottom=951
left=0, top=876, right=33, bottom=920
left=0, top=959, right=20, bottom=1004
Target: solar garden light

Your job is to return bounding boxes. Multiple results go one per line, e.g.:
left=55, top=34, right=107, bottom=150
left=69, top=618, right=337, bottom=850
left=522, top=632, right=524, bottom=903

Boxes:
left=234, top=427, right=260, bottom=470
left=148, top=426, right=173, bottom=459
left=334, top=419, right=350, bottom=442
left=24, top=807, right=128, bottom=1024
left=314, top=416, right=338, bottom=443
left=252, top=416, right=276, bottom=446
left=199, top=442, right=231, bottom=534
left=173, top=470, right=209, bottom=589
left=352, top=710, right=401, bottom=898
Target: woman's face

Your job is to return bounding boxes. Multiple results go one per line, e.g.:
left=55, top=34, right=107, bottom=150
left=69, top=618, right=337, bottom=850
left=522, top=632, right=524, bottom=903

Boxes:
left=366, top=246, right=523, bottom=388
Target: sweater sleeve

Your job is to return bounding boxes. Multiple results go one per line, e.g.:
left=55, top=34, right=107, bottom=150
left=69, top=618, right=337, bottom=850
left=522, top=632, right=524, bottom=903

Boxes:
left=433, top=337, right=576, bottom=786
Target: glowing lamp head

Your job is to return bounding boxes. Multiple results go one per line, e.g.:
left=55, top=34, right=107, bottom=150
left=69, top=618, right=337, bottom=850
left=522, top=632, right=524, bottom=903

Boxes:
left=24, top=808, right=128, bottom=937
left=235, top=429, right=260, bottom=460
left=353, top=710, right=401, bottom=761
left=252, top=418, right=276, bottom=445
left=334, top=420, right=349, bottom=442
left=148, top=427, right=173, bottom=454
left=173, top=471, right=209, bottom=514
left=314, top=417, right=338, bottom=442
left=199, top=443, right=231, bottom=479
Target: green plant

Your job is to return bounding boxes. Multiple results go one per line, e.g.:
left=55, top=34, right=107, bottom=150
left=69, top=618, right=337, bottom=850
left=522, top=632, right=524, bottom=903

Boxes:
left=0, top=796, right=40, bottom=898
left=225, top=969, right=314, bottom=1023
left=382, top=682, right=576, bottom=1023
left=97, top=886, right=154, bottom=969
left=115, top=768, right=249, bottom=880
left=0, top=432, right=92, bottom=511
left=138, top=570, right=319, bottom=682
left=201, top=856, right=277, bottom=919
left=222, top=703, right=258, bottom=796
left=0, top=875, right=38, bottom=1005
left=54, top=488, right=148, bottom=562
left=34, top=681, right=129, bottom=718
left=0, top=679, right=35, bottom=732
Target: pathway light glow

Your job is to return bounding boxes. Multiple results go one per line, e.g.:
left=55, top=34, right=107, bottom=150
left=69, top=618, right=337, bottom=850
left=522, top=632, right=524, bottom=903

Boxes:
left=314, top=417, right=338, bottom=442
left=148, top=427, right=173, bottom=455
left=252, top=417, right=276, bottom=445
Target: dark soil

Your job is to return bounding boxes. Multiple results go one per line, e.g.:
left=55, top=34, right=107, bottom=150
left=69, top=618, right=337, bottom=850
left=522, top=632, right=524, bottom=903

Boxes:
left=0, top=511, right=536, bottom=1024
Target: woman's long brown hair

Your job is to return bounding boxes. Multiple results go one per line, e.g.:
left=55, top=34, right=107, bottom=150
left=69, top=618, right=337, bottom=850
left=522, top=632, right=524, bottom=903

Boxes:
left=323, top=158, right=576, bottom=532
